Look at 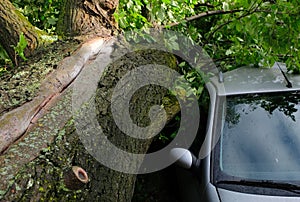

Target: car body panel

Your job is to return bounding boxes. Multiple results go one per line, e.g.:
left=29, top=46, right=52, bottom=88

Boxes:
left=217, top=188, right=300, bottom=202
left=210, top=64, right=300, bottom=96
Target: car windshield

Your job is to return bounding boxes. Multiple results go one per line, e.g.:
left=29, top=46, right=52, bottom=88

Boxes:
left=214, top=91, right=300, bottom=182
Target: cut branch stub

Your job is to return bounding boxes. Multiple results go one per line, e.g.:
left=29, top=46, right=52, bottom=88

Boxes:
left=63, top=166, right=89, bottom=190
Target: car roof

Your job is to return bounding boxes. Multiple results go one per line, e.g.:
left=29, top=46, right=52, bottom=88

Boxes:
left=209, top=63, right=300, bottom=96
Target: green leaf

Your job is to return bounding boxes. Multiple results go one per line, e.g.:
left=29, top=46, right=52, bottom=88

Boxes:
left=225, top=49, right=233, bottom=56
left=0, top=190, right=6, bottom=196
left=222, top=2, right=229, bottom=11
left=236, top=37, right=244, bottom=42
left=14, top=32, right=28, bottom=61
left=18, top=33, right=27, bottom=50
left=166, top=35, right=179, bottom=50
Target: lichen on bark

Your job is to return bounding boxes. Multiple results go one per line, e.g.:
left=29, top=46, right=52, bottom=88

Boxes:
left=0, top=45, right=180, bottom=201
left=0, top=40, right=81, bottom=116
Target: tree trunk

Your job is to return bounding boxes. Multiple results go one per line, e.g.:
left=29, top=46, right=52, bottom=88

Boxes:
left=0, top=0, right=180, bottom=201
left=0, top=0, right=42, bottom=64
left=0, top=43, right=180, bottom=201
left=57, top=0, right=118, bottom=38
left=0, top=0, right=119, bottom=64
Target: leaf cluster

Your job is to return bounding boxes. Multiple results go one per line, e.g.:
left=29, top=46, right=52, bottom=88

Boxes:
left=116, top=0, right=199, bottom=30
left=117, top=0, right=300, bottom=72
left=13, top=33, right=28, bottom=62
left=12, top=0, right=61, bottom=34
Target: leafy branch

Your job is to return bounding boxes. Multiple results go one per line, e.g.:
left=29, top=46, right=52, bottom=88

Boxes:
left=206, top=1, right=264, bottom=42
left=164, top=9, right=243, bottom=28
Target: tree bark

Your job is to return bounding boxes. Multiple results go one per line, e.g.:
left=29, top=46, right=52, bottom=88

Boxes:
left=0, top=0, right=42, bottom=64
left=0, top=0, right=119, bottom=64
left=0, top=0, right=181, bottom=201
left=0, top=45, right=180, bottom=201
left=57, top=0, right=118, bottom=38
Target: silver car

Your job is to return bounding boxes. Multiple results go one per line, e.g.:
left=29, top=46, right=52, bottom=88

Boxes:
left=171, top=63, right=300, bottom=201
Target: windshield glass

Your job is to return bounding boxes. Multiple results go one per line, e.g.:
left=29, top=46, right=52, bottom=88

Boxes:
left=214, top=91, right=300, bottom=182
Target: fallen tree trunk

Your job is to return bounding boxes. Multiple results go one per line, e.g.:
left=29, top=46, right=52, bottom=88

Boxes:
left=0, top=38, right=180, bottom=201
left=0, top=37, right=108, bottom=153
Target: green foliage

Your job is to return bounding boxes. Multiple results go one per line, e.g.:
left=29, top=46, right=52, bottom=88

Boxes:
left=1, top=33, right=29, bottom=68
left=117, top=0, right=300, bottom=72
left=201, top=0, right=300, bottom=72
left=116, top=0, right=300, bottom=143
left=7, top=0, right=298, bottom=72
left=12, top=0, right=61, bottom=33
left=116, top=0, right=199, bottom=30
left=13, top=32, right=28, bottom=61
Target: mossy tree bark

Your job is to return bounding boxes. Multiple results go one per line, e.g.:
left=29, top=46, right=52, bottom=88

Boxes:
left=0, top=0, right=43, bottom=64
left=57, top=0, right=118, bottom=38
left=1, top=47, right=180, bottom=201
left=0, top=0, right=118, bottom=64
left=0, top=0, right=180, bottom=201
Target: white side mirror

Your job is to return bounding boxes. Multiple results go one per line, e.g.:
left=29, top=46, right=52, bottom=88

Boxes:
left=170, top=148, right=194, bottom=169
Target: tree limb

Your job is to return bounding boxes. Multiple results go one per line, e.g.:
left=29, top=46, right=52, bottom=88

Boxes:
left=164, top=9, right=242, bottom=28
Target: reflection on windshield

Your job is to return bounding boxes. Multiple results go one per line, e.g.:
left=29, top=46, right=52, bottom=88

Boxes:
left=219, top=91, right=300, bottom=181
